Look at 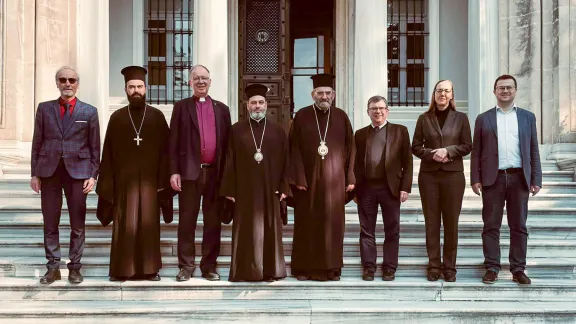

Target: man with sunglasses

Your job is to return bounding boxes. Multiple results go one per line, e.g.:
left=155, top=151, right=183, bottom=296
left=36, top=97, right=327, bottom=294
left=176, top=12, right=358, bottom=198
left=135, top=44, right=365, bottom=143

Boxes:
left=31, top=66, right=101, bottom=284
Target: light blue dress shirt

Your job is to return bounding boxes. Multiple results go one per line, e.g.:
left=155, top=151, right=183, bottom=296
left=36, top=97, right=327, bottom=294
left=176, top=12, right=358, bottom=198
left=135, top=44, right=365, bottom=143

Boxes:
left=496, top=105, right=522, bottom=170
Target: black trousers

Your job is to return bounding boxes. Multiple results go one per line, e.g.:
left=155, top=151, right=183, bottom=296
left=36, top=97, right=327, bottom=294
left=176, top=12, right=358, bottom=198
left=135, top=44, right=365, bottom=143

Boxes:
left=482, top=172, right=529, bottom=273
left=357, top=182, right=400, bottom=272
left=418, top=171, right=465, bottom=274
left=177, top=168, right=221, bottom=273
left=40, top=160, right=87, bottom=270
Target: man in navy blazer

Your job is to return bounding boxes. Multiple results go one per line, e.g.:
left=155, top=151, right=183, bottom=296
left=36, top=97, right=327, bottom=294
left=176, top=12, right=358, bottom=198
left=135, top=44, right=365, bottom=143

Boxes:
left=470, top=74, right=542, bottom=285
left=31, top=66, right=101, bottom=284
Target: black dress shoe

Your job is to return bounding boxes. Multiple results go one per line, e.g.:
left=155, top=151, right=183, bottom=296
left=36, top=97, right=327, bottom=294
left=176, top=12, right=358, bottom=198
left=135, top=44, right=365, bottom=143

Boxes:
left=512, top=271, right=531, bottom=285
left=146, top=273, right=161, bottom=281
left=362, top=269, right=375, bottom=281
left=176, top=268, right=192, bottom=282
left=443, top=272, right=456, bottom=282
left=202, top=270, right=220, bottom=281
left=109, top=276, right=127, bottom=282
left=68, top=269, right=83, bottom=284
left=296, top=275, right=309, bottom=281
left=482, top=270, right=498, bottom=284
left=40, top=269, right=61, bottom=284
left=382, top=269, right=395, bottom=281
left=426, top=272, right=440, bottom=282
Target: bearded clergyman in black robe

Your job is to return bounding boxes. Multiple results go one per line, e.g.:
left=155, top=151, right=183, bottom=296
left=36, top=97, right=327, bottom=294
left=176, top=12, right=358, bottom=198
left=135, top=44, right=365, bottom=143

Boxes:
left=288, top=73, right=356, bottom=281
left=96, top=66, right=172, bottom=281
left=220, top=84, right=291, bottom=282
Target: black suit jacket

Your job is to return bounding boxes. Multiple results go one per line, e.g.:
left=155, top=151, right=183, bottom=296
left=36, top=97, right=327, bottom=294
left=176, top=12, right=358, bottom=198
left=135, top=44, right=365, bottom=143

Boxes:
left=411, top=109, right=472, bottom=172
left=354, top=122, right=413, bottom=197
left=470, top=107, right=542, bottom=188
left=168, top=97, right=232, bottom=182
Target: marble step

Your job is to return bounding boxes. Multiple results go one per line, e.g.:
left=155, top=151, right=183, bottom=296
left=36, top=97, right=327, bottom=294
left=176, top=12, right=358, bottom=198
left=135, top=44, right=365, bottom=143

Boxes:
left=1, top=237, right=574, bottom=260
left=2, top=219, right=574, bottom=241
left=0, top=300, right=575, bottom=323
left=1, top=277, right=576, bottom=302
left=3, top=256, right=575, bottom=279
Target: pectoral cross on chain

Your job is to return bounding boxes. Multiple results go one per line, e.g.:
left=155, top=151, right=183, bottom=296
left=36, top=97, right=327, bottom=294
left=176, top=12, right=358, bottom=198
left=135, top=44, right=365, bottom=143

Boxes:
left=134, top=134, right=143, bottom=146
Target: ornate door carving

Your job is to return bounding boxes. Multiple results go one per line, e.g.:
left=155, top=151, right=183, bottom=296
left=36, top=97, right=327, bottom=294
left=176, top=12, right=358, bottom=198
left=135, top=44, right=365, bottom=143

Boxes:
left=239, top=0, right=291, bottom=131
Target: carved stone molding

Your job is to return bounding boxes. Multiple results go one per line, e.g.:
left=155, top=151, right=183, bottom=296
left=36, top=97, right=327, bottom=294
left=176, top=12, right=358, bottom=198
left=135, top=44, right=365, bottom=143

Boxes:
left=0, top=0, right=6, bottom=129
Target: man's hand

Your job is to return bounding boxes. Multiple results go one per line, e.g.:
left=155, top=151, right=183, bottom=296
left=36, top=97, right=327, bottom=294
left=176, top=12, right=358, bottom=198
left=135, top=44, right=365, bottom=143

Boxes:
left=530, top=185, right=541, bottom=196
left=226, top=196, right=235, bottom=202
left=472, top=182, right=482, bottom=196
left=346, top=184, right=355, bottom=192
left=170, top=174, right=182, bottom=192
left=296, top=185, right=307, bottom=191
left=30, top=176, right=41, bottom=193
left=399, top=191, right=409, bottom=203
left=83, top=177, right=95, bottom=194
left=279, top=193, right=287, bottom=201
left=431, top=148, right=448, bottom=162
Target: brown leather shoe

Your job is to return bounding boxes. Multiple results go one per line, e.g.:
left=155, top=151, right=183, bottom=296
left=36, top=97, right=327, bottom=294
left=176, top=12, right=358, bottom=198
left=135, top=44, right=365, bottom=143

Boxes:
left=443, top=272, right=456, bottom=282
left=482, top=270, right=498, bottom=284
left=176, top=268, right=192, bottom=282
left=426, top=272, right=440, bottom=281
left=382, top=269, right=395, bottom=281
left=68, top=269, right=83, bottom=284
left=362, top=269, right=375, bottom=281
left=512, top=271, right=531, bottom=285
left=146, top=273, right=161, bottom=281
left=40, top=269, right=61, bottom=284
left=202, top=270, right=220, bottom=281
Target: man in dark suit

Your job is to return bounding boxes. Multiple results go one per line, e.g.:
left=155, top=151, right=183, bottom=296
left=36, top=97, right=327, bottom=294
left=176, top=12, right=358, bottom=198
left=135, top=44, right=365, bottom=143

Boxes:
left=31, top=66, right=101, bottom=284
left=169, top=65, right=232, bottom=281
left=354, top=95, right=413, bottom=281
left=471, top=74, right=542, bottom=285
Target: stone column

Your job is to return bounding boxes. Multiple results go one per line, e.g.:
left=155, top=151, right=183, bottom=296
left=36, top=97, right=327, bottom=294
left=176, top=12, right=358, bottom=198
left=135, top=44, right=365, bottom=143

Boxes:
left=195, top=0, right=229, bottom=107
left=352, top=0, right=387, bottom=130
left=468, top=0, right=499, bottom=128
left=76, top=0, right=109, bottom=142
left=335, top=0, right=354, bottom=119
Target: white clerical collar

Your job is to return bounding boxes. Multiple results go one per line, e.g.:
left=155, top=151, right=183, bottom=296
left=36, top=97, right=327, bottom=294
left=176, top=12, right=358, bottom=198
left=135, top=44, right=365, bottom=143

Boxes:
left=371, top=120, right=388, bottom=130
left=496, top=103, right=517, bottom=113
left=250, top=116, right=265, bottom=123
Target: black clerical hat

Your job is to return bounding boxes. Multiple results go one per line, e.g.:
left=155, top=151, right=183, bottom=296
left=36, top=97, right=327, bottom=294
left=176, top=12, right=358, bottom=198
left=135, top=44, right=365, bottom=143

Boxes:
left=311, top=73, right=335, bottom=89
left=245, top=84, right=269, bottom=100
left=121, top=66, right=147, bottom=83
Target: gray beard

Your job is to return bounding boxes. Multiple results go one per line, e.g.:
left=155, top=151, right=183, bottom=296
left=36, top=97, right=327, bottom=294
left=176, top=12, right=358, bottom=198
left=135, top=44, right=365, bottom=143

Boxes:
left=250, top=111, right=266, bottom=121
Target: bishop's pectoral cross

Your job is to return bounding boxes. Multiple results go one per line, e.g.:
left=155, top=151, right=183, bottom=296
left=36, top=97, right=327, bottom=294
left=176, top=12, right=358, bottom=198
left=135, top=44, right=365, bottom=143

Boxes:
left=134, top=134, right=143, bottom=146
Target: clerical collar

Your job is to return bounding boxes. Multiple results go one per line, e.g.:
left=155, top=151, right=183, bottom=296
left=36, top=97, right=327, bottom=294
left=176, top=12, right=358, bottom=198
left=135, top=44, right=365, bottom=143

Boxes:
left=193, top=94, right=210, bottom=102
left=372, top=121, right=388, bottom=130
left=250, top=116, right=265, bottom=124
left=313, top=103, right=330, bottom=113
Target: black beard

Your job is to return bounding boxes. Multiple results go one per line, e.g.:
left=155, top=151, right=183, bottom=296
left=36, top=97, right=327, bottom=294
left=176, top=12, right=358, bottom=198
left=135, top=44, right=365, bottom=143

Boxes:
left=127, top=94, right=146, bottom=108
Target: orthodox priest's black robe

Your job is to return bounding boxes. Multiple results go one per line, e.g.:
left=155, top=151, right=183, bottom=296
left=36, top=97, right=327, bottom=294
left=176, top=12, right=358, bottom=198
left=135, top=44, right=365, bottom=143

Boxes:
left=220, top=118, right=290, bottom=281
left=96, top=105, right=171, bottom=278
left=288, top=105, right=355, bottom=278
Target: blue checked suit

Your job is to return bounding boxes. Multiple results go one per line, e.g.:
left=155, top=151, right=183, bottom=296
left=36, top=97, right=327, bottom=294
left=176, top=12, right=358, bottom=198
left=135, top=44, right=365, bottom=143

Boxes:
left=31, top=98, right=100, bottom=270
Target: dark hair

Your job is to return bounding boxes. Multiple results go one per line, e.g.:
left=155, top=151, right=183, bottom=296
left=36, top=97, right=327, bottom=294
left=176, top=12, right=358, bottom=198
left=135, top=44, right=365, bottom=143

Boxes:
left=366, top=95, right=388, bottom=109
left=427, top=79, right=456, bottom=113
left=493, top=74, right=517, bottom=90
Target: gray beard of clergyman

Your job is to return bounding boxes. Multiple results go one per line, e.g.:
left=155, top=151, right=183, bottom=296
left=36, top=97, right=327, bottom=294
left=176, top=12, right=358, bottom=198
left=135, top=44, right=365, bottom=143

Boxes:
left=250, top=110, right=266, bottom=121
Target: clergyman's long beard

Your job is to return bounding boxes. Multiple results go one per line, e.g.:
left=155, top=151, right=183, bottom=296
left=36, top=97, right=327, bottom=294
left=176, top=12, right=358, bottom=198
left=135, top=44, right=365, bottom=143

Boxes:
left=128, top=93, right=147, bottom=108
left=315, top=100, right=331, bottom=111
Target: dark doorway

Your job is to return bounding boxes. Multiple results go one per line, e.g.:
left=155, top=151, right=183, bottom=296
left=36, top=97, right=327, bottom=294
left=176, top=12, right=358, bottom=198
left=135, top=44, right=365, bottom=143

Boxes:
left=238, top=0, right=335, bottom=131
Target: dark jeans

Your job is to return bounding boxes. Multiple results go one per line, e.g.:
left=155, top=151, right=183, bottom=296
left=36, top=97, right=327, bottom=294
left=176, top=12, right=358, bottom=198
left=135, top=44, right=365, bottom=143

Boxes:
left=177, top=168, right=221, bottom=273
left=357, top=182, right=401, bottom=272
left=418, top=171, right=465, bottom=274
left=481, top=172, right=529, bottom=273
left=40, top=160, right=87, bottom=270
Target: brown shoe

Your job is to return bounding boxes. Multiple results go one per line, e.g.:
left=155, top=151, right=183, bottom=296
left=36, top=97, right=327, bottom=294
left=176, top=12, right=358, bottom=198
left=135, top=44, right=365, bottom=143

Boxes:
left=362, top=269, right=375, bottom=281
left=296, top=275, right=309, bottom=281
left=202, top=270, right=221, bottom=281
left=482, top=270, right=498, bottom=284
left=176, top=268, right=192, bottom=282
left=512, top=271, right=531, bottom=285
left=146, top=273, right=161, bottom=281
left=40, top=269, right=61, bottom=284
left=426, top=272, right=440, bottom=282
left=68, top=269, right=83, bottom=284
left=382, top=269, right=395, bottom=281
left=443, top=272, right=456, bottom=282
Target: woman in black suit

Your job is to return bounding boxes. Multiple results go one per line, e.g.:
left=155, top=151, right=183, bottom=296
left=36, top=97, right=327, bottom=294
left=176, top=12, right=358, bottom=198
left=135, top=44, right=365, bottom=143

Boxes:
left=412, top=80, right=472, bottom=282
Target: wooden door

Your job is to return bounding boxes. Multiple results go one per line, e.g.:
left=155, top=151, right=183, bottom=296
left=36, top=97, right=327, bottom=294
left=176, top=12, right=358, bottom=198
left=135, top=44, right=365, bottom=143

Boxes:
left=239, top=0, right=291, bottom=131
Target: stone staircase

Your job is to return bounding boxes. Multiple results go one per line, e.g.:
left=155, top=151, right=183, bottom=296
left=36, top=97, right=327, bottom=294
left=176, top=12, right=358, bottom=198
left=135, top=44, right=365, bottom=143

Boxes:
left=0, top=159, right=576, bottom=323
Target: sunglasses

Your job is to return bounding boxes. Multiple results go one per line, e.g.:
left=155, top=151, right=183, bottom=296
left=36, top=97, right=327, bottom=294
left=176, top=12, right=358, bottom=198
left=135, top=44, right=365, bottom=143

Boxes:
left=58, top=78, right=78, bottom=84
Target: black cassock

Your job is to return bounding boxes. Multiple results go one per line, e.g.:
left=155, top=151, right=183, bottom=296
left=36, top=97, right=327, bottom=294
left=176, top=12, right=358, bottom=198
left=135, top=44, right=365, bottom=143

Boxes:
left=220, top=118, right=290, bottom=281
left=96, top=105, right=172, bottom=278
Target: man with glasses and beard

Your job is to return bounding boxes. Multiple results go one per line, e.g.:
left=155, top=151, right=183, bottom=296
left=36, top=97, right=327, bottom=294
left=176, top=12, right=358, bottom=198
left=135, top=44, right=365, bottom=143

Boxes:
left=287, top=73, right=356, bottom=281
left=96, top=66, right=173, bottom=281
left=220, top=84, right=290, bottom=282
left=31, top=66, right=100, bottom=284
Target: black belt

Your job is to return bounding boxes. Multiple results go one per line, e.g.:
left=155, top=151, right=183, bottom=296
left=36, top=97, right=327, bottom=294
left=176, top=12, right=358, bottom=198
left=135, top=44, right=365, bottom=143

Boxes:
left=498, top=168, right=522, bottom=174
left=200, top=163, right=212, bottom=169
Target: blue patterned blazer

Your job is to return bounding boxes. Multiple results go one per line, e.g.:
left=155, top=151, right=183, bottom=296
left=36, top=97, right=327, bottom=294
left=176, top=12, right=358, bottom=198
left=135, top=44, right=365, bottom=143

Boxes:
left=31, top=98, right=101, bottom=179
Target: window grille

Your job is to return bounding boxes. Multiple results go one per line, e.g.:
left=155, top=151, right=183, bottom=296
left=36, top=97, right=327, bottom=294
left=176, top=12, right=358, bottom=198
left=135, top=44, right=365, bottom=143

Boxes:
left=387, top=0, right=429, bottom=106
left=144, top=0, right=194, bottom=104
